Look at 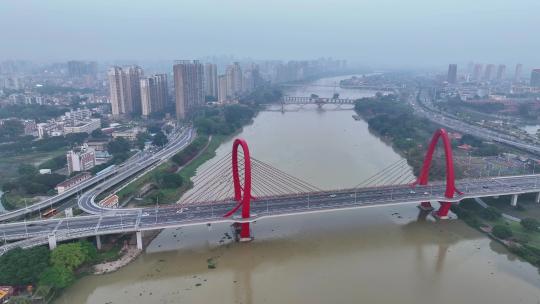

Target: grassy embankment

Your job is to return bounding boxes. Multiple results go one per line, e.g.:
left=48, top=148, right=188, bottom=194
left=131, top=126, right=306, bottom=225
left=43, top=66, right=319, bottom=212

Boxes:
left=116, top=134, right=224, bottom=206
left=453, top=196, right=540, bottom=267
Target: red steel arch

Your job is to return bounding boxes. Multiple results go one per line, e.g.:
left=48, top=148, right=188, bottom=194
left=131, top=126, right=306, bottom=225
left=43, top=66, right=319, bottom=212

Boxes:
left=416, top=128, right=457, bottom=218
left=223, top=138, right=252, bottom=240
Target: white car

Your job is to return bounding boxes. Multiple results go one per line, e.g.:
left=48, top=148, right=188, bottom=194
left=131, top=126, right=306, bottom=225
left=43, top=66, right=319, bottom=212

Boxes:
left=409, top=190, right=416, bottom=194
left=329, top=194, right=337, bottom=198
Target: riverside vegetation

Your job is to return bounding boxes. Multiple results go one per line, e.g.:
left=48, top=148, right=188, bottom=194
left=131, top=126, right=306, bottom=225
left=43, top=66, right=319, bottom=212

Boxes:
left=354, top=93, right=540, bottom=270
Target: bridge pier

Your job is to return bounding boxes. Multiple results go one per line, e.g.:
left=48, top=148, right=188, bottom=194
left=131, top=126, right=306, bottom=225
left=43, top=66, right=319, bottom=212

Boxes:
left=418, top=202, right=434, bottom=211
left=96, top=235, right=102, bottom=250
left=511, top=194, right=519, bottom=207
left=535, top=192, right=540, bottom=204
left=136, top=231, right=143, bottom=250
left=48, top=233, right=57, bottom=250
left=435, top=202, right=452, bottom=219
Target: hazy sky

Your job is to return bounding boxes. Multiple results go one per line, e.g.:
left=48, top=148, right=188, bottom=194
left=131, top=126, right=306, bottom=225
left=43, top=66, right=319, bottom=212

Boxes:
left=1, top=0, right=539, bottom=67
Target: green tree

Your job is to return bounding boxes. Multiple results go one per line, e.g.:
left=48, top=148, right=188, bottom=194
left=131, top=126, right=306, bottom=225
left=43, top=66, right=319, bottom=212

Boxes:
left=136, top=132, right=150, bottom=150
left=0, top=247, right=50, bottom=285
left=91, top=129, right=105, bottom=138
left=39, top=266, right=74, bottom=289
left=521, top=218, right=539, bottom=232
left=18, top=164, right=38, bottom=176
left=0, top=119, right=24, bottom=139
left=107, top=137, right=130, bottom=155
left=492, top=225, right=513, bottom=239
left=480, top=207, right=501, bottom=221
left=79, top=240, right=98, bottom=262
left=50, top=243, right=86, bottom=271
left=152, top=131, right=168, bottom=147
left=4, top=296, right=33, bottom=304
left=159, top=172, right=183, bottom=188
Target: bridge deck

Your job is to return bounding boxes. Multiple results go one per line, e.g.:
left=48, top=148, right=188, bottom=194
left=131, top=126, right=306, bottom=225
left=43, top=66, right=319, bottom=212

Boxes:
left=2, top=174, right=539, bottom=252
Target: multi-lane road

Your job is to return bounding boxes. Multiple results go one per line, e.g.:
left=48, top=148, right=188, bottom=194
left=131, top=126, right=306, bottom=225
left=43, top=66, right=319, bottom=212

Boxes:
left=411, top=91, right=540, bottom=155
left=0, top=126, right=193, bottom=222
left=77, top=127, right=194, bottom=215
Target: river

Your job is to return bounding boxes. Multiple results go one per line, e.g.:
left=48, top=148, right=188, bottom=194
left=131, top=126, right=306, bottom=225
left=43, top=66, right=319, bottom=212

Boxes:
left=56, top=75, right=540, bottom=303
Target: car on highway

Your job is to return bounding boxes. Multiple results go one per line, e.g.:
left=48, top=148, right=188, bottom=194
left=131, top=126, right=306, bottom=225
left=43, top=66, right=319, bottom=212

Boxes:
left=329, top=194, right=337, bottom=198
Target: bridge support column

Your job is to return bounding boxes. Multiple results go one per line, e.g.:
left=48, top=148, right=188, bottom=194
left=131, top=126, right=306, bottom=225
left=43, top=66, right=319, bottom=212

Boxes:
left=535, top=192, right=540, bottom=204
left=136, top=231, right=143, bottom=250
left=48, top=233, right=57, bottom=250
left=511, top=194, right=518, bottom=207
left=435, top=202, right=452, bottom=219
left=239, top=223, right=252, bottom=242
left=418, top=202, right=434, bottom=211
left=96, top=235, right=102, bottom=250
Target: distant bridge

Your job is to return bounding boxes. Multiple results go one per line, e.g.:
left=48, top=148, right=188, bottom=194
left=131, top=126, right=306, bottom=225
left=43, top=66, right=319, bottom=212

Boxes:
left=280, top=83, right=399, bottom=91
left=281, top=96, right=357, bottom=106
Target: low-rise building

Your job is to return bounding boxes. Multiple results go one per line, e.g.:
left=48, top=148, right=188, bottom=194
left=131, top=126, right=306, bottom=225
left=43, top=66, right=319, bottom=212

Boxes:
left=112, top=127, right=145, bottom=141
left=63, top=118, right=101, bottom=134
left=55, top=172, right=92, bottom=193
left=66, top=144, right=96, bottom=174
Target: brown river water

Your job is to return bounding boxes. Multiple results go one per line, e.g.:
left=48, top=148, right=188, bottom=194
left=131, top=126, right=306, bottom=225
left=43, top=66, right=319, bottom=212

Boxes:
left=56, top=76, right=540, bottom=303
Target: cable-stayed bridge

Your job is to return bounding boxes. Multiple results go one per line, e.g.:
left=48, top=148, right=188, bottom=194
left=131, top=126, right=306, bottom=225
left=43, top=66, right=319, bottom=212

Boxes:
left=2, top=129, right=540, bottom=254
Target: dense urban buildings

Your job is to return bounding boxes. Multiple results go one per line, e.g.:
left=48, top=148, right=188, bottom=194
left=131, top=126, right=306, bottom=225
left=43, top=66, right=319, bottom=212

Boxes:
left=514, top=64, right=523, bottom=82
left=531, top=69, right=540, bottom=87
left=447, top=64, right=457, bottom=83
left=483, top=64, right=495, bottom=81
left=67, top=60, right=97, bottom=78
left=472, top=63, right=483, bottom=81
left=173, top=60, right=204, bottom=119
left=496, top=64, right=506, bottom=81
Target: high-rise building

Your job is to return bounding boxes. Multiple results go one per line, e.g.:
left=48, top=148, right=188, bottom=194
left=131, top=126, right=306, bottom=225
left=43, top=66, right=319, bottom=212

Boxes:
left=447, top=64, right=457, bottom=83
left=514, top=64, right=523, bottom=82
left=218, top=75, right=228, bottom=103
left=123, top=66, right=143, bottom=115
left=67, top=61, right=97, bottom=78
left=107, top=66, right=144, bottom=117
left=531, top=69, right=540, bottom=87
left=174, top=60, right=204, bottom=119
left=483, top=64, right=495, bottom=81
left=204, top=63, right=218, bottom=98
left=496, top=64, right=506, bottom=81
left=226, top=62, right=243, bottom=97
left=140, top=74, right=168, bottom=117
left=108, top=66, right=127, bottom=116
left=472, top=64, right=483, bottom=81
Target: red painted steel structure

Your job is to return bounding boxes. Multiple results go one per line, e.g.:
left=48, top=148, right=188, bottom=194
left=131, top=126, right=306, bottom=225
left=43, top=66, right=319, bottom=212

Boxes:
left=223, top=138, right=252, bottom=240
left=415, top=128, right=457, bottom=218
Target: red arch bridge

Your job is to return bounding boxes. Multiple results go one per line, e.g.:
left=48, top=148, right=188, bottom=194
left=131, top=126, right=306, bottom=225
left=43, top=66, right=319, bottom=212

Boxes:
left=2, top=128, right=540, bottom=252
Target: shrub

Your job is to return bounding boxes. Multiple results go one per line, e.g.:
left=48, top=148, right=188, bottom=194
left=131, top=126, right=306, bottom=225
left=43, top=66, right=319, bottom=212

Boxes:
left=480, top=207, right=501, bottom=221
left=521, top=218, right=539, bottom=232
left=492, top=224, right=513, bottom=239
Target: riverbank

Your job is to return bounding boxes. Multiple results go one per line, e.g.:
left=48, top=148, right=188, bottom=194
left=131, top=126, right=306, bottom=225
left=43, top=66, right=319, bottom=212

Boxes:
left=452, top=197, right=540, bottom=269
left=118, top=104, right=261, bottom=207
